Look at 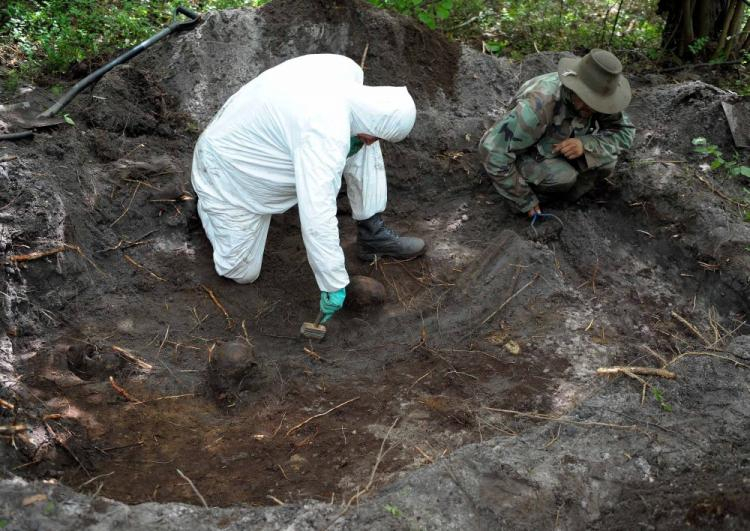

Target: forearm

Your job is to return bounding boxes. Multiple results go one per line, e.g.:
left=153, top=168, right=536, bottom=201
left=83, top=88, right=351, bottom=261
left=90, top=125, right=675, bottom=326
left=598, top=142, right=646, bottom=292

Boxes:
left=579, top=112, right=635, bottom=168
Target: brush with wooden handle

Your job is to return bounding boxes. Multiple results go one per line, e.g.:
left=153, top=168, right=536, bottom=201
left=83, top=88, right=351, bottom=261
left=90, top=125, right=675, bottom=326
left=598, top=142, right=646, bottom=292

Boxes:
left=300, top=311, right=327, bottom=339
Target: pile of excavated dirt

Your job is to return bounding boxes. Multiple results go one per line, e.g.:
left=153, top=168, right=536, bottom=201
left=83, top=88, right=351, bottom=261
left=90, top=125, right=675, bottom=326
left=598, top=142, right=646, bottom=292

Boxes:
left=1, top=0, right=749, bottom=528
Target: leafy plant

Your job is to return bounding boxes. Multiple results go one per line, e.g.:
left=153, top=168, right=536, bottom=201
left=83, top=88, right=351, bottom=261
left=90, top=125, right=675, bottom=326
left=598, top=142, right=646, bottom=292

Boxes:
left=688, top=36, right=709, bottom=56
left=385, top=503, right=403, bottom=517
left=692, top=137, right=750, bottom=178
left=651, top=387, right=672, bottom=412
left=369, top=0, right=457, bottom=30
left=63, top=113, right=75, bottom=126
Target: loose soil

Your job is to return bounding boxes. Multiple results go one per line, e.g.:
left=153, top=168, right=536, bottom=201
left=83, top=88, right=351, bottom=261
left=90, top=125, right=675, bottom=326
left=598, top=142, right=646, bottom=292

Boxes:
left=1, top=0, right=749, bottom=528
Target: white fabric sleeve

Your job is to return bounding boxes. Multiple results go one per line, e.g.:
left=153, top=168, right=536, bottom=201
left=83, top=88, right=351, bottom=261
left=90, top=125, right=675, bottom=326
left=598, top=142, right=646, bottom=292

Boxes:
left=343, top=141, right=388, bottom=221
left=293, top=133, right=350, bottom=293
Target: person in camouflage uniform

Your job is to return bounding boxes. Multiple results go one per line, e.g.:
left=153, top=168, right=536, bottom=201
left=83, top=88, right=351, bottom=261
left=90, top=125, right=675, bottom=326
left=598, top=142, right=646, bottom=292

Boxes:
left=479, top=49, right=636, bottom=216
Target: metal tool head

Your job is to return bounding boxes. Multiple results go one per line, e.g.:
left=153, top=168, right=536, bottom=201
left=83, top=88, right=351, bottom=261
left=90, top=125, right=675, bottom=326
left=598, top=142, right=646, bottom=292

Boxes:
left=300, top=321, right=327, bottom=340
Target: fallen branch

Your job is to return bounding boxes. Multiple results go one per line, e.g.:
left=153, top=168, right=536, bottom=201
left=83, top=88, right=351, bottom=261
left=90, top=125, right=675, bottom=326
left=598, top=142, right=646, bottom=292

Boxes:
left=597, top=366, right=676, bottom=379
left=109, top=376, right=142, bottom=403
left=112, top=345, right=153, bottom=371
left=286, top=397, right=359, bottom=436
left=0, top=398, right=15, bottom=411
left=176, top=468, right=209, bottom=508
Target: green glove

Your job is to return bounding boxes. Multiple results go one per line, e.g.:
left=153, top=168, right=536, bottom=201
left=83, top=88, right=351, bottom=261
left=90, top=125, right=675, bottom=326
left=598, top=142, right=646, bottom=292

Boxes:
left=320, top=288, right=346, bottom=323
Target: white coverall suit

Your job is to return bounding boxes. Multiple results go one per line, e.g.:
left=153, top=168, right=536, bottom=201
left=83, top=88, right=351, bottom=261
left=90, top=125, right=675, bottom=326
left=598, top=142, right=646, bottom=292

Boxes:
left=191, top=54, right=416, bottom=293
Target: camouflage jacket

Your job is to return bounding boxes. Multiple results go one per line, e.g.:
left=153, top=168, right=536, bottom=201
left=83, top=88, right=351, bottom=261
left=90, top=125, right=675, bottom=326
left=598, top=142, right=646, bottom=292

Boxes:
left=479, top=72, right=636, bottom=212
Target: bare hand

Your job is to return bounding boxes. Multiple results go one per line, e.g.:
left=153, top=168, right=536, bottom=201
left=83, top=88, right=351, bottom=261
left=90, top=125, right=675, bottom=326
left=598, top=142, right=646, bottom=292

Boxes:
left=553, top=138, right=584, bottom=160
left=527, top=204, right=541, bottom=218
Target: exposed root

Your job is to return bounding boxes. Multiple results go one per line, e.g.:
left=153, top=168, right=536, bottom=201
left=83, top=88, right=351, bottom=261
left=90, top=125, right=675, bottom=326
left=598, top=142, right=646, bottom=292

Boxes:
left=112, top=345, right=153, bottom=371
left=201, top=284, right=234, bottom=329
left=286, top=397, right=359, bottom=436
left=597, top=366, right=677, bottom=379
left=109, top=376, right=142, bottom=403
left=7, top=246, right=66, bottom=263
left=124, top=254, right=166, bottom=282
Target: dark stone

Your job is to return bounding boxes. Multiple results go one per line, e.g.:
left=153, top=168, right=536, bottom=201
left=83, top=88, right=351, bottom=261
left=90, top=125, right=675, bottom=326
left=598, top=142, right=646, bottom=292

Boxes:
left=346, top=275, right=386, bottom=308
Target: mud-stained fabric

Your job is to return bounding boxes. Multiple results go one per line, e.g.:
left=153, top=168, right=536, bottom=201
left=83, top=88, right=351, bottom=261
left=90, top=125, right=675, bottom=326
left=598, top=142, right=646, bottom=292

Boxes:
left=479, top=72, right=635, bottom=212
left=191, top=54, right=415, bottom=292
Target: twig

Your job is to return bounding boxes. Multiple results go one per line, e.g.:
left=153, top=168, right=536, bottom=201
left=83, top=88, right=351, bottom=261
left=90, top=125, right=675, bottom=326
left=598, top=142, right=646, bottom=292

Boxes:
left=668, top=351, right=750, bottom=370
left=200, top=284, right=234, bottom=329
left=597, top=366, right=676, bottom=379
left=78, top=471, right=114, bottom=489
left=112, top=345, right=153, bottom=371
left=415, top=445, right=434, bottom=463
left=695, top=173, right=747, bottom=207
left=671, top=311, right=709, bottom=344
left=137, top=393, right=195, bottom=404
left=7, top=246, right=66, bottom=263
left=109, top=376, right=142, bottom=403
left=110, top=182, right=141, bottom=226
left=303, top=346, right=321, bottom=361
left=176, top=468, right=209, bottom=508
left=124, top=254, right=166, bottom=282
left=657, top=59, right=743, bottom=73
left=267, top=495, right=285, bottom=506
left=641, top=345, right=668, bottom=366
left=331, top=416, right=399, bottom=527
left=286, top=397, right=359, bottom=436
left=480, top=273, right=539, bottom=326
left=45, top=421, right=90, bottom=476
left=360, top=42, right=370, bottom=69
left=482, top=407, right=641, bottom=431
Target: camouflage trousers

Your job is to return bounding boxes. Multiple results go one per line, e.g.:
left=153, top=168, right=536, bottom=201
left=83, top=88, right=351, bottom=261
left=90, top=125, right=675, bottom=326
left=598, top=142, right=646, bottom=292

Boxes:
left=490, top=151, right=617, bottom=211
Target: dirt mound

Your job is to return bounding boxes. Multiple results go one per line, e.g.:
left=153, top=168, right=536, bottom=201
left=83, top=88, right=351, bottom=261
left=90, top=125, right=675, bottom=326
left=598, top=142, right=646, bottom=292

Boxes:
left=1, top=0, right=749, bottom=528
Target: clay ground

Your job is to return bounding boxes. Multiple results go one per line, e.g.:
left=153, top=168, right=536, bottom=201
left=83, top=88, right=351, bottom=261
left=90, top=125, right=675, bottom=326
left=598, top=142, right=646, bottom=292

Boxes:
left=1, top=0, right=750, bottom=529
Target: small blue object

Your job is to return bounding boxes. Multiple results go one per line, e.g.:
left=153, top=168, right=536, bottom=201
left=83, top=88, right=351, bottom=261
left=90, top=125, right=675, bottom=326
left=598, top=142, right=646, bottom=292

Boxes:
left=320, top=288, right=346, bottom=323
left=530, top=212, right=564, bottom=238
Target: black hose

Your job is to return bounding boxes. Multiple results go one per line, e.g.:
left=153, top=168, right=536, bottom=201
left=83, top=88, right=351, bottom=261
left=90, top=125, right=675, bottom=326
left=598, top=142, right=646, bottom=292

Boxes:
left=0, top=131, right=33, bottom=141
left=38, top=6, right=200, bottom=119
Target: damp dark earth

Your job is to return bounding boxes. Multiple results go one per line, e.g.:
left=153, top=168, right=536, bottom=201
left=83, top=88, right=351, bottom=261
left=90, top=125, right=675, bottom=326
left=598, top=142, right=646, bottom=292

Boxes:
left=1, top=0, right=750, bottom=529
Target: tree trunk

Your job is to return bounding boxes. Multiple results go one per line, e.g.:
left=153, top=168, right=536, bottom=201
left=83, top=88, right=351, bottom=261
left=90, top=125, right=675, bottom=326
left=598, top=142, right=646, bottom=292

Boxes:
left=659, top=0, right=739, bottom=59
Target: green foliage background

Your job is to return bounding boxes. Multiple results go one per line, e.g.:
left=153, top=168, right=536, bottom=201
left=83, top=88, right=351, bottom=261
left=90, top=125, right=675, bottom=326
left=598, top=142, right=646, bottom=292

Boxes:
left=1, top=0, right=667, bottom=80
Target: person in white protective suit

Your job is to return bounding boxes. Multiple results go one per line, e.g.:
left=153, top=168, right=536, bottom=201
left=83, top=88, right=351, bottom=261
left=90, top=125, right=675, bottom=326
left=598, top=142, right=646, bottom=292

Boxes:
left=191, top=54, right=426, bottom=324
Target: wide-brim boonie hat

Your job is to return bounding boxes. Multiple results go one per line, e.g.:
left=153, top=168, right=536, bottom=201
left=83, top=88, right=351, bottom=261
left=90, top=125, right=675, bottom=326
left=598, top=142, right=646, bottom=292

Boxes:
left=558, top=49, right=631, bottom=114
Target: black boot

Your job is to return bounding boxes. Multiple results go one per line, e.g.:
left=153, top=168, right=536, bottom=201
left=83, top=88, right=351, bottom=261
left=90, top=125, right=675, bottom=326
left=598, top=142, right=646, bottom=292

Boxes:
left=356, top=213, right=426, bottom=261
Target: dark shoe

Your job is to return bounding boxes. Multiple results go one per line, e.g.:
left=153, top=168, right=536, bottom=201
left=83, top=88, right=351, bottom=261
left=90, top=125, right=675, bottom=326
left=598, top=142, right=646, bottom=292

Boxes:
left=356, top=214, right=426, bottom=261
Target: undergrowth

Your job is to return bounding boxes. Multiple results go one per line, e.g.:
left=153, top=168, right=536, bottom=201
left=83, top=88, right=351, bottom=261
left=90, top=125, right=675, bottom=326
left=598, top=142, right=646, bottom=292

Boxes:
left=1, top=0, right=666, bottom=85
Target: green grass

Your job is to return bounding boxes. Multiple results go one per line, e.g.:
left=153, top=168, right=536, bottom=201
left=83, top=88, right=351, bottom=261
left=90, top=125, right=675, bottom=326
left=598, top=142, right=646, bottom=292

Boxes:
left=0, top=0, right=269, bottom=79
